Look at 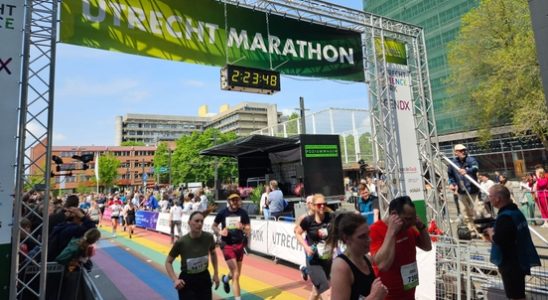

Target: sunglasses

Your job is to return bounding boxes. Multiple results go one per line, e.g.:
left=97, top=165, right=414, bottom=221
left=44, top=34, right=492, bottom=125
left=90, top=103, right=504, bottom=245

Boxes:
left=315, top=203, right=327, bottom=208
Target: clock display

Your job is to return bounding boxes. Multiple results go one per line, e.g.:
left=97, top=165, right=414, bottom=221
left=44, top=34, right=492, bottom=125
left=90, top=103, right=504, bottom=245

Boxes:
left=221, top=65, right=281, bottom=94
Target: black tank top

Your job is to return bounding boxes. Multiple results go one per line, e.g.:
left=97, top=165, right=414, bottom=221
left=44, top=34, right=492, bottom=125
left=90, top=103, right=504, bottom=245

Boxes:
left=339, top=254, right=376, bottom=300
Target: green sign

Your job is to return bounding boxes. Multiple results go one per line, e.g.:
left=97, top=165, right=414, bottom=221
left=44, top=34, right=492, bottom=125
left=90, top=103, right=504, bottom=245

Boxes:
left=60, top=0, right=364, bottom=82
left=375, top=38, right=407, bottom=65
left=304, top=144, right=339, bottom=158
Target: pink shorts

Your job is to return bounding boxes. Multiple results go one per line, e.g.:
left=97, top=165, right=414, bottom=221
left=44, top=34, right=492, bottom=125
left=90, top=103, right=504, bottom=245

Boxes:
left=222, top=243, right=245, bottom=262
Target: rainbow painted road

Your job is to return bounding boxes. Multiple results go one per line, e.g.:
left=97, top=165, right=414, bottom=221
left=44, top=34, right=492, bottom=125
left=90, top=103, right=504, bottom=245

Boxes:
left=89, top=223, right=311, bottom=299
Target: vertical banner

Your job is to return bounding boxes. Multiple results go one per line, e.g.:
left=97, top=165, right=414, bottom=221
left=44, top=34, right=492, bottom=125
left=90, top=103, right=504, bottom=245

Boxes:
left=376, top=38, right=426, bottom=222
left=0, top=0, right=25, bottom=297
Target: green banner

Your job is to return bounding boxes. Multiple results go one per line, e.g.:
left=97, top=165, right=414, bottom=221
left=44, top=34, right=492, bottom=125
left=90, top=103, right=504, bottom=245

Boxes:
left=304, top=144, right=339, bottom=158
left=60, top=0, right=364, bottom=82
left=375, top=38, right=407, bottom=65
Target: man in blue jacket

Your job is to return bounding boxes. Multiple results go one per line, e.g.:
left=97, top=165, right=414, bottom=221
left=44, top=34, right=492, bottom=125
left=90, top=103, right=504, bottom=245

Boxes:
left=485, top=184, right=540, bottom=300
left=447, top=144, right=480, bottom=235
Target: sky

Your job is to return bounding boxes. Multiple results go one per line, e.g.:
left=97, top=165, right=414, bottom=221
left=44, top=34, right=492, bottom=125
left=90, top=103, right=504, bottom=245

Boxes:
left=52, top=0, right=368, bottom=146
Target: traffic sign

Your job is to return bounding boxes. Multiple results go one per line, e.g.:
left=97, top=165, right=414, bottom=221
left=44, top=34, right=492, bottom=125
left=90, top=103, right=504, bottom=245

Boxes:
left=142, top=173, right=148, bottom=181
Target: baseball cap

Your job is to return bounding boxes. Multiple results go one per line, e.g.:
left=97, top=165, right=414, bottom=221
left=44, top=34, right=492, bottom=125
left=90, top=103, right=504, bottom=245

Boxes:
left=227, top=193, right=241, bottom=201
left=454, top=144, right=467, bottom=151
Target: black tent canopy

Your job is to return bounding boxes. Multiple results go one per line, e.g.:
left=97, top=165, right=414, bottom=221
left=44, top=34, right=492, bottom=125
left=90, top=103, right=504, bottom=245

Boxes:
left=200, top=134, right=300, bottom=158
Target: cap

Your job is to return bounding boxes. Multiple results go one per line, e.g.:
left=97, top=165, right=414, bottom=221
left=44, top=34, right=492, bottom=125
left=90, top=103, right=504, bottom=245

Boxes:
left=227, top=193, right=241, bottom=200
left=454, top=144, right=467, bottom=151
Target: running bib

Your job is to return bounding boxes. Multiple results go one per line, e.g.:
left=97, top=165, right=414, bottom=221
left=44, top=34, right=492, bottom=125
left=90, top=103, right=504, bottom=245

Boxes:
left=186, top=255, right=208, bottom=274
left=400, top=261, right=419, bottom=290
left=226, top=216, right=241, bottom=230
left=316, top=241, right=331, bottom=260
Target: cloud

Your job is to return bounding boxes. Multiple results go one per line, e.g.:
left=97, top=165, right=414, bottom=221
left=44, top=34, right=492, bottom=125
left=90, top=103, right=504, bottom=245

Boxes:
left=182, top=79, right=207, bottom=88
left=53, top=132, right=67, bottom=144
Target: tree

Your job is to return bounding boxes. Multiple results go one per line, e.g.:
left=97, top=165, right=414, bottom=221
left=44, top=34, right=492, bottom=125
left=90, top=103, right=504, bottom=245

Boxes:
left=153, top=142, right=170, bottom=184
left=98, top=154, right=120, bottom=189
left=447, top=0, right=547, bottom=149
left=285, top=112, right=300, bottom=136
left=171, top=128, right=238, bottom=186
left=121, top=141, right=146, bottom=146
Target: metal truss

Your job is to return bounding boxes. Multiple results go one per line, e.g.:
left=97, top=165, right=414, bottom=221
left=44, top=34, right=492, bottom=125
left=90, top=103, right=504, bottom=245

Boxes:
left=11, top=0, right=449, bottom=298
left=10, top=0, right=58, bottom=299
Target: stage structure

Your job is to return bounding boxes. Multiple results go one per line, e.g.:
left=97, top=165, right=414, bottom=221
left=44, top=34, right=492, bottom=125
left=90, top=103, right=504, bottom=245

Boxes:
left=9, top=0, right=446, bottom=299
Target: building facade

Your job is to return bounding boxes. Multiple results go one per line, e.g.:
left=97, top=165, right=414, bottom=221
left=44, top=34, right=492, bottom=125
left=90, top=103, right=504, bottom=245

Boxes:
left=204, top=102, right=280, bottom=136
left=363, top=0, right=546, bottom=177
left=31, top=143, right=158, bottom=192
left=115, top=114, right=209, bottom=145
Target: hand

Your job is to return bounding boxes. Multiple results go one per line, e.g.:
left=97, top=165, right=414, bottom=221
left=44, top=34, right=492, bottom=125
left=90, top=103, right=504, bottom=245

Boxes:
left=415, top=216, right=426, bottom=231
left=458, top=168, right=467, bottom=176
left=173, top=278, right=185, bottom=290
left=368, top=278, right=388, bottom=300
left=449, top=184, right=458, bottom=192
left=212, top=273, right=220, bottom=290
left=483, top=227, right=494, bottom=242
left=386, top=214, right=403, bottom=236
left=220, top=228, right=228, bottom=237
left=305, top=245, right=315, bottom=257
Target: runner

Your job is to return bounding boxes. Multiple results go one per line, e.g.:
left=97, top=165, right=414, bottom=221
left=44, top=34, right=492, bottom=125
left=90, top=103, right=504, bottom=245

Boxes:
left=211, top=193, right=251, bottom=300
left=295, top=193, right=333, bottom=300
left=109, top=197, right=123, bottom=237
left=165, top=211, right=220, bottom=300
left=125, top=201, right=137, bottom=239
left=328, top=212, right=388, bottom=300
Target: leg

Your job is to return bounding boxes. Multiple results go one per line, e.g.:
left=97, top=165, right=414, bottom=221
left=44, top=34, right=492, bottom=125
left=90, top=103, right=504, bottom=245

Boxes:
left=458, top=193, right=477, bottom=233
left=225, top=258, right=240, bottom=296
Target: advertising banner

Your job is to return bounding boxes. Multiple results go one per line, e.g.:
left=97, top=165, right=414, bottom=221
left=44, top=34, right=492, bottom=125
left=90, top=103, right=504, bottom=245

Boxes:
left=268, top=221, right=306, bottom=266
left=249, top=219, right=268, bottom=254
left=0, top=0, right=25, bottom=249
left=135, top=210, right=159, bottom=229
left=416, top=244, right=436, bottom=299
left=155, top=212, right=171, bottom=234
left=60, top=0, right=364, bottom=82
left=376, top=38, right=426, bottom=221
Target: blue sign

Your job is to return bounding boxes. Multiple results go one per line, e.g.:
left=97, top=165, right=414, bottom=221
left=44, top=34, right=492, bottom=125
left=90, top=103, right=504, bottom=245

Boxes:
left=159, top=167, right=169, bottom=174
left=142, top=173, right=148, bottom=182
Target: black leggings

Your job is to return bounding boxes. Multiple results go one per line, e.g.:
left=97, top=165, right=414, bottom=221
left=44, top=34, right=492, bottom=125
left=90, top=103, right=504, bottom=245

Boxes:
left=178, top=270, right=212, bottom=300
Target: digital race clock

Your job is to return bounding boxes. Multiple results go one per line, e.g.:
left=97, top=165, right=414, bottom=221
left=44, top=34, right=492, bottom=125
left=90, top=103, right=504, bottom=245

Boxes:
left=221, top=65, right=281, bottom=94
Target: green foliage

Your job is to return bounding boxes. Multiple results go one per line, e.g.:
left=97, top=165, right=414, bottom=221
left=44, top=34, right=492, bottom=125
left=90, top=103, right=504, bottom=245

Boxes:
left=121, top=141, right=146, bottom=146
left=249, top=184, right=264, bottom=204
left=98, top=154, right=120, bottom=189
left=447, top=0, right=547, bottom=149
left=76, top=183, right=92, bottom=194
left=171, top=128, right=238, bottom=186
left=153, top=142, right=170, bottom=184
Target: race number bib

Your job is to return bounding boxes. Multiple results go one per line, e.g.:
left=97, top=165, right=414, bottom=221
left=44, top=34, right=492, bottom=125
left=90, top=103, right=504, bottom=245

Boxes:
left=186, top=256, right=208, bottom=274
left=226, top=216, right=241, bottom=230
left=400, top=261, right=419, bottom=290
left=316, top=241, right=332, bottom=260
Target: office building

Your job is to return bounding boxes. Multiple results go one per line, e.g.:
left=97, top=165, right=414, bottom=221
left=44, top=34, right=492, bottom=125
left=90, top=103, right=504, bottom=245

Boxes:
left=204, top=102, right=280, bottom=136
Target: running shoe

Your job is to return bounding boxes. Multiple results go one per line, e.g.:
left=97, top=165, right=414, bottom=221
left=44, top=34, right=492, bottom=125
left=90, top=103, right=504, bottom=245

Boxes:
left=299, top=265, right=308, bottom=281
left=222, top=274, right=230, bottom=294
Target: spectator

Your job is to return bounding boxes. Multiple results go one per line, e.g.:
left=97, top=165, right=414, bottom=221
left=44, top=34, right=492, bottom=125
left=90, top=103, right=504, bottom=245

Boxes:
left=355, top=183, right=380, bottom=225
left=447, top=144, right=480, bottom=236
left=268, top=180, right=285, bottom=219
left=533, top=167, right=548, bottom=227
left=484, top=184, right=540, bottom=299
left=498, top=173, right=516, bottom=203
left=170, top=201, right=184, bottom=244
left=49, top=194, right=79, bottom=233
left=259, top=185, right=271, bottom=219
left=478, top=172, right=495, bottom=217
left=369, top=196, right=432, bottom=300
left=197, top=189, right=209, bottom=212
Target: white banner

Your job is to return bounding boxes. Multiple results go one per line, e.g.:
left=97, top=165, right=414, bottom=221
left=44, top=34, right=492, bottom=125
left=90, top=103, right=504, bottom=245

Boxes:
left=389, top=63, right=424, bottom=201
left=156, top=214, right=217, bottom=236
left=249, top=219, right=268, bottom=254
left=0, top=0, right=25, bottom=245
left=268, top=220, right=306, bottom=266
left=155, top=212, right=171, bottom=234
left=416, top=243, right=436, bottom=299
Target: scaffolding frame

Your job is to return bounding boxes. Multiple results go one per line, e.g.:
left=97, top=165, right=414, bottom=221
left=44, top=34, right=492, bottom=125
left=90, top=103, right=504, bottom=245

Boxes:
left=10, top=0, right=445, bottom=298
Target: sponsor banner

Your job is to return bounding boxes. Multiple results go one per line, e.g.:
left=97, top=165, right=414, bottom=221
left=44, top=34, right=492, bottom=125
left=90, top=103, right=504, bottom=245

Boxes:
left=268, top=220, right=306, bottom=266
left=376, top=38, right=426, bottom=221
left=136, top=210, right=159, bottom=229
left=416, top=243, right=436, bottom=299
left=155, top=212, right=171, bottom=234
left=249, top=219, right=268, bottom=254
left=0, top=0, right=25, bottom=249
left=60, top=0, right=364, bottom=82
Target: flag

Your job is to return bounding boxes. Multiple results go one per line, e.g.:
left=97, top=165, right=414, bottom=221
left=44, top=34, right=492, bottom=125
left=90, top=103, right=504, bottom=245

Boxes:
left=94, top=152, right=100, bottom=182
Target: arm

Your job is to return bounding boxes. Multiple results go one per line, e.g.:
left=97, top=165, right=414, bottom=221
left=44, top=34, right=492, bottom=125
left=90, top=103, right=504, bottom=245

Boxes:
left=209, top=246, right=219, bottom=288
left=165, top=255, right=185, bottom=290
left=372, top=215, right=402, bottom=272
left=415, top=224, right=432, bottom=252
left=242, top=223, right=251, bottom=237
left=330, top=258, right=352, bottom=300
left=295, top=225, right=314, bottom=256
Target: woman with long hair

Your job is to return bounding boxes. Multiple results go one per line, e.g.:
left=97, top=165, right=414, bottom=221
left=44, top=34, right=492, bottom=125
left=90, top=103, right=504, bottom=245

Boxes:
left=295, top=194, right=333, bottom=300
left=327, top=212, right=387, bottom=300
left=165, top=211, right=220, bottom=300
